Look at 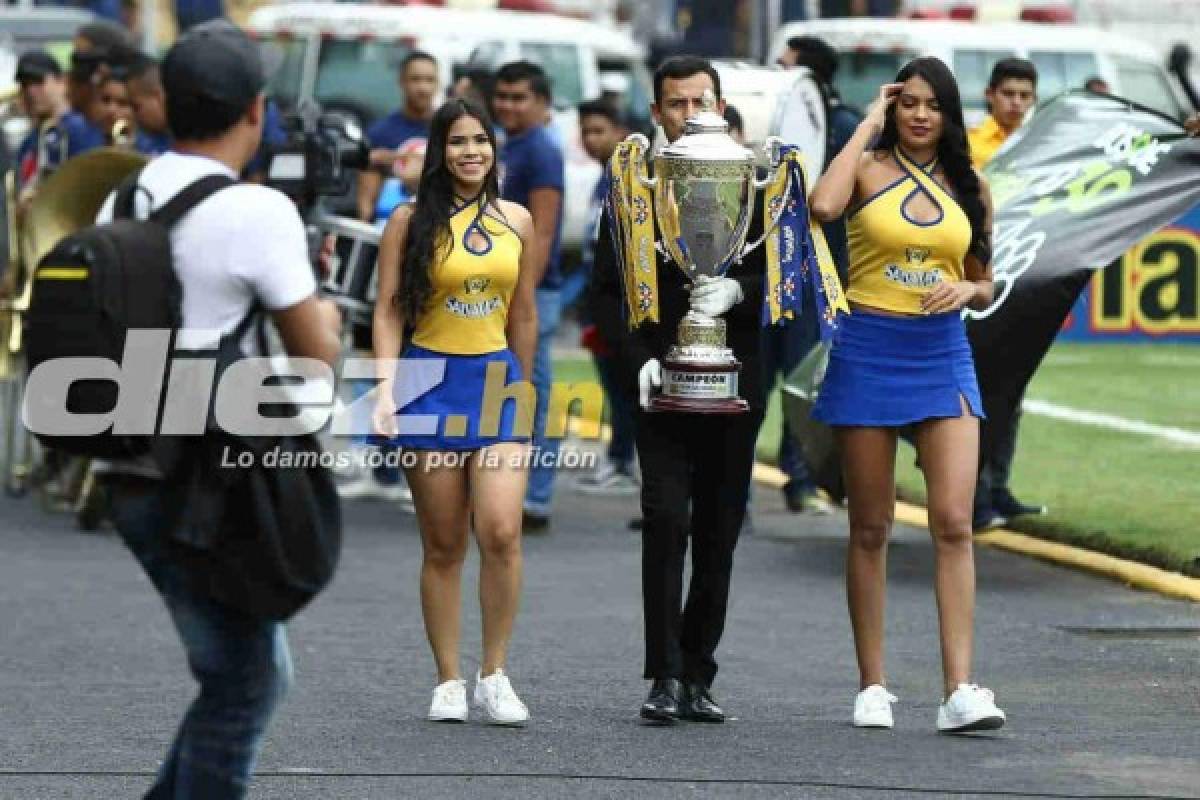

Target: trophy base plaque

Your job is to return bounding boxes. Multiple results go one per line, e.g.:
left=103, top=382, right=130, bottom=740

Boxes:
left=648, top=314, right=749, bottom=414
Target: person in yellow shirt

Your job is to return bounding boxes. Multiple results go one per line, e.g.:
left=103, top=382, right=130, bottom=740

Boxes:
left=967, top=58, right=1037, bottom=169
left=966, top=58, right=1045, bottom=531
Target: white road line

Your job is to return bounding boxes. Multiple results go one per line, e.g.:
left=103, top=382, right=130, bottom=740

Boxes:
left=1022, top=398, right=1200, bottom=448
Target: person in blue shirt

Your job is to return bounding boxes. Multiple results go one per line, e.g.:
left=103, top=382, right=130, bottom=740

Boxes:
left=356, top=50, right=438, bottom=222
left=67, top=20, right=136, bottom=100
left=492, top=60, right=565, bottom=532
left=126, top=57, right=173, bottom=156
left=567, top=99, right=640, bottom=498
left=12, top=52, right=73, bottom=194
left=89, top=71, right=135, bottom=146
left=64, top=21, right=139, bottom=154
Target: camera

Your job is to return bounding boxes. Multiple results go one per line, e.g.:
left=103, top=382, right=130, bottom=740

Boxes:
left=266, top=106, right=369, bottom=211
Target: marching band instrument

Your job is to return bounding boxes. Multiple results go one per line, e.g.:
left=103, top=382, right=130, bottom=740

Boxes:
left=19, top=147, right=147, bottom=275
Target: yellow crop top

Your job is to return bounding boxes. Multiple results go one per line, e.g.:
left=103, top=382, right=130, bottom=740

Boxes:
left=410, top=199, right=523, bottom=354
left=846, top=149, right=972, bottom=315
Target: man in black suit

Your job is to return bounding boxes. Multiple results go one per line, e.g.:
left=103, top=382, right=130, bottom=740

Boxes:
left=590, top=55, right=766, bottom=725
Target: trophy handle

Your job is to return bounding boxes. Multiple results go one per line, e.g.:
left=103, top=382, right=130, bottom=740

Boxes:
left=742, top=137, right=789, bottom=257
left=751, top=136, right=784, bottom=191
left=626, top=132, right=658, bottom=189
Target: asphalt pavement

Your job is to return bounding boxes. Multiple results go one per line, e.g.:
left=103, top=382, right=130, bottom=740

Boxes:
left=2, top=451, right=1199, bottom=800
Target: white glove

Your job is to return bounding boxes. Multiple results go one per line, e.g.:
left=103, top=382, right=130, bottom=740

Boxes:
left=638, top=359, right=663, bottom=410
left=689, top=276, right=743, bottom=316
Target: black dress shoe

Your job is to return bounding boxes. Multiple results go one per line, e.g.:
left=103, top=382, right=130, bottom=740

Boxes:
left=680, top=682, right=725, bottom=723
left=992, top=489, right=1047, bottom=518
left=639, top=678, right=681, bottom=724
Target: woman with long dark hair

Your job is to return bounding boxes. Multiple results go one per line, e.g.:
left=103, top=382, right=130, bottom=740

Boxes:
left=372, top=98, right=538, bottom=725
left=809, top=57, right=1005, bottom=733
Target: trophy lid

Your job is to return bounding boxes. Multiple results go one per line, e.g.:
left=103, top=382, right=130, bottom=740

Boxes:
left=658, top=89, right=754, bottom=165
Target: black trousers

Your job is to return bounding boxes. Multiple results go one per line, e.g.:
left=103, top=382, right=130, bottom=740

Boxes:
left=635, top=407, right=764, bottom=687
left=974, top=393, right=1024, bottom=517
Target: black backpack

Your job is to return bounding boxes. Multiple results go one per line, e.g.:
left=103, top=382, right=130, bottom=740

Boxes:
left=149, top=310, right=344, bottom=622
left=23, top=173, right=235, bottom=458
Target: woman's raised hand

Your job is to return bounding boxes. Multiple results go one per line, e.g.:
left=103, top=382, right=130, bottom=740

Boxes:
left=864, top=83, right=904, bottom=136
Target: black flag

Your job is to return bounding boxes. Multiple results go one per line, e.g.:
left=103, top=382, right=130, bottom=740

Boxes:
left=966, top=91, right=1200, bottom=420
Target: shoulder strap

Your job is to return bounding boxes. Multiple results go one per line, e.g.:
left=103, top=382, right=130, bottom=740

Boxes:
left=227, top=302, right=271, bottom=360
left=113, top=169, right=145, bottom=220
left=150, top=174, right=238, bottom=230
left=231, top=302, right=263, bottom=344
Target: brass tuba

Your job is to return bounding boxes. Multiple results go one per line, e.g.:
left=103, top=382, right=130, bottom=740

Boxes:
left=17, top=147, right=148, bottom=275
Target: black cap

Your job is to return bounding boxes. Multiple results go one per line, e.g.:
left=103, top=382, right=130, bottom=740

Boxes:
left=16, top=51, right=63, bottom=84
left=162, top=20, right=264, bottom=108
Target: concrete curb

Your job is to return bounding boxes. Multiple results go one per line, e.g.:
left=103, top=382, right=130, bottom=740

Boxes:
left=754, top=462, right=1200, bottom=604
left=571, top=418, right=1200, bottom=602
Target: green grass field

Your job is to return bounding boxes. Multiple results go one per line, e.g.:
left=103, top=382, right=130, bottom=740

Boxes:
left=555, top=342, right=1200, bottom=575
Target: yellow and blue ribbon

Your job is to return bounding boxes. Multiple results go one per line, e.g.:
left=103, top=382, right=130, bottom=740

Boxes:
left=605, top=139, right=659, bottom=329
left=763, top=146, right=848, bottom=338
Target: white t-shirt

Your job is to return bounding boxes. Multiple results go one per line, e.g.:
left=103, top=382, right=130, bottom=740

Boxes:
left=97, top=151, right=316, bottom=351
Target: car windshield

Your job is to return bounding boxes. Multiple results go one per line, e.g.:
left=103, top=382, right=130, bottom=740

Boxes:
left=469, top=40, right=586, bottom=111
left=1030, top=51, right=1100, bottom=99
left=835, top=50, right=911, bottom=113
left=953, top=49, right=1019, bottom=114
left=316, top=40, right=406, bottom=123
left=517, top=42, right=583, bottom=109
left=262, top=36, right=307, bottom=110
left=1113, top=57, right=1184, bottom=119
left=263, top=36, right=410, bottom=124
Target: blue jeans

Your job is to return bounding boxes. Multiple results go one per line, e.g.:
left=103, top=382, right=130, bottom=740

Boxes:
left=558, top=263, right=589, bottom=313
left=108, top=478, right=293, bottom=800
left=760, top=304, right=820, bottom=494
left=524, top=288, right=562, bottom=516
left=593, top=353, right=636, bottom=467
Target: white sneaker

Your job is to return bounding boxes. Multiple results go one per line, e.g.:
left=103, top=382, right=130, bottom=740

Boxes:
left=473, top=669, right=529, bottom=726
left=937, top=684, right=1006, bottom=733
left=428, top=679, right=468, bottom=722
left=853, top=684, right=897, bottom=728
left=574, top=462, right=640, bottom=496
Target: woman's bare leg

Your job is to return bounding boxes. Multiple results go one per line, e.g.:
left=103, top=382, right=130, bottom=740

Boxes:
left=468, top=443, right=529, bottom=676
left=406, top=453, right=471, bottom=683
left=837, top=426, right=898, bottom=690
left=914, top=404, right=979, bottom=697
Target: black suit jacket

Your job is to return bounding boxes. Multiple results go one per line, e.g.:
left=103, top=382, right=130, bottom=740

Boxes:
left=589, top=194, right=767, bottom=412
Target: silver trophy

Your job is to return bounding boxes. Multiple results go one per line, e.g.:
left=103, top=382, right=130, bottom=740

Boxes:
left=629, top=91, right=786, bottom=413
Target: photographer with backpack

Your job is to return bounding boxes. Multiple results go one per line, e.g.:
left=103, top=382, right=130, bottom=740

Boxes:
left=88, top=22, right=341, bottom=799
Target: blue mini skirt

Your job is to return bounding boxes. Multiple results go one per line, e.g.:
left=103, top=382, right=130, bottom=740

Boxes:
left=811, top=310, right=984, bottom=427
left=389, top=344, right=531, bottom=452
